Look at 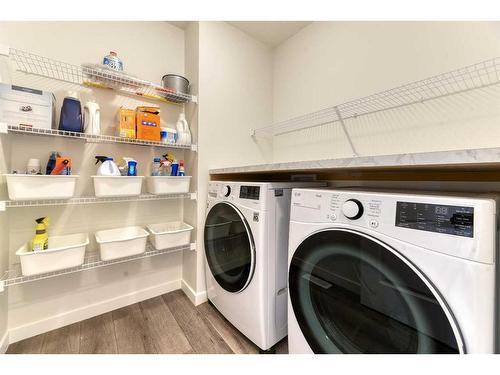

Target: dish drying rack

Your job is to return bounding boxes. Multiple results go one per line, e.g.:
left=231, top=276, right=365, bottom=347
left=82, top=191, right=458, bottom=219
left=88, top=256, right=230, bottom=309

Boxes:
left=3, top=45, right=197, bottom=104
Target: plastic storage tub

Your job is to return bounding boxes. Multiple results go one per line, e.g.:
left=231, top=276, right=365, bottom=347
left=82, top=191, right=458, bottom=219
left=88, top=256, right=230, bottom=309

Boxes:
left=92, top=176, right=144, bottom=197
left=16, top=233, right=89, bottom=276
left=95, top=226, right=149, bottom=261
left=146, top=176, right=191, bottom=195
left=147, top=221, right=194, bottom=250
left=5, top=174, right=79, bottom=201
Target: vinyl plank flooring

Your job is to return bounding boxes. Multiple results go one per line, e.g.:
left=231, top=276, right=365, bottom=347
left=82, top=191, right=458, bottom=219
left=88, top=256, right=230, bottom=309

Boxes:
left=6, top=289, right=288, bottom=355
left=41, top=322, right=81, bottom=354
left=112, top=304, right=150, bottom=354
left=79, top=312, right=118, bottom=354
left=6, top=333, right=44, bottom=354
left=197, top=302, right=259, bottom=354
left=163, top=290, right=233, bottom=354
left=138, top=296, right=194, bottom=354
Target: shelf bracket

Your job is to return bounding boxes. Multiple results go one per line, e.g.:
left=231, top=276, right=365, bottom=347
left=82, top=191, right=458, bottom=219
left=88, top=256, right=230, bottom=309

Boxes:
left=0, top=279, right=4, bottom=293
left=189, top=243, right=196, bottom=251
left=0, top=201, right=5, bottom=212
left=334, top=106, right=359, bottom=157
left=190, top=144, right=198, bottom=152
left=190, top=192, right=197, bottom=201
left=0, top=122, right=7, bottom=134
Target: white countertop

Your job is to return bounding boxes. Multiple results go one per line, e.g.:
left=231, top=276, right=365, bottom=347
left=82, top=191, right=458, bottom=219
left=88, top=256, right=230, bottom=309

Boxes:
left=209, top=147, right=500, bottom=174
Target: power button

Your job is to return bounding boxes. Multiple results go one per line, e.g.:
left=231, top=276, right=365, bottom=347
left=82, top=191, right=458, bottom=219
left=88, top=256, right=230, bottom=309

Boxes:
left=369, top=219, right=379, bottom=228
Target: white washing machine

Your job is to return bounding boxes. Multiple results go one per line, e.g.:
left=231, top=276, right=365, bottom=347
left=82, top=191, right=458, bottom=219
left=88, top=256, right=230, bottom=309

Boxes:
left=288, top=188, right=498, bottom=354
left=204, top=181, right=324, bottom=351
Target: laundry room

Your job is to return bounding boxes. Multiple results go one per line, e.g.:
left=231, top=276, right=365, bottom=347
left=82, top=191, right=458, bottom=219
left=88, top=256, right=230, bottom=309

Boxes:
left=1, top=0, right=500, bottom=372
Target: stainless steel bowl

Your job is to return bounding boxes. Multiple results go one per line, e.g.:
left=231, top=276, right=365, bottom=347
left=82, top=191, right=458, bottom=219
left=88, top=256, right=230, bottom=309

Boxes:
left=161, top=74, right=190, bottom=103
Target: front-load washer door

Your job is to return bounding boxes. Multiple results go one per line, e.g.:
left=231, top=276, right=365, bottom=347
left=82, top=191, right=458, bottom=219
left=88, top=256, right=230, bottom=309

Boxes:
left=289, top=229, right=463, bottom=354
left=204, top=202, right=256, bottom=293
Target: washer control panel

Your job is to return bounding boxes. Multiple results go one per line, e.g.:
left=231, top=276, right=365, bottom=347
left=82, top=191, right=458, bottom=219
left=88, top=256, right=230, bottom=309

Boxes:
left=290, top=188, right=497, bottom=264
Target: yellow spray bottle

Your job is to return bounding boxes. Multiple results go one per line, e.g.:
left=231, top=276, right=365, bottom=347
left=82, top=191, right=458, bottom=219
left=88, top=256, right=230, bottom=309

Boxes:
left=31, top=217, right=49, bottom=252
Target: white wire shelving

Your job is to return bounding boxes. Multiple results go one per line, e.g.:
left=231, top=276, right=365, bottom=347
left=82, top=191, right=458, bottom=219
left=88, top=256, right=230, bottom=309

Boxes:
left=1, top=192, right=196, bottom=210
left=1, top=124, right=197, bottom=151
left=5, top=46, right=197, bottom=104
left=252, top=57, right=500, bottom=154
left=0, top=242, right=196, bottom=291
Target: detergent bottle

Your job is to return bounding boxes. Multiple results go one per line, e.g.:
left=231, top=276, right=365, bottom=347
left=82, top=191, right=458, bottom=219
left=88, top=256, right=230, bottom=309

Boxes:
left=95, top=156, right=121, bottom=176
left=31, top=217, right=49, bottom=252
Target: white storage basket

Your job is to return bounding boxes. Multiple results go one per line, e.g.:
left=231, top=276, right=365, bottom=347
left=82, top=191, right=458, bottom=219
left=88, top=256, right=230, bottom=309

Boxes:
left=5, top=174, right=79, bottom=201
left=146, top=176, right=191, bottom=195
left=147, top=221, right=194, bottom=250
left=95, top=226, right=149, bottom=261
left=16, top=233, right=89, bottom=276
left=92, top=176, right=144, bottom=197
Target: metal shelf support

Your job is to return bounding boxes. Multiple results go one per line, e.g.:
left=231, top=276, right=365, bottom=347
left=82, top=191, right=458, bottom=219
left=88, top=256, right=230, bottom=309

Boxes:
left=334, top=106, right=359, bottom=157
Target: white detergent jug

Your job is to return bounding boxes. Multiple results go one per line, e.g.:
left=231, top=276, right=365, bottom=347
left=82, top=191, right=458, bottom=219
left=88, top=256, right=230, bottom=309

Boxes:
left=176, top=112, right=191, bottom=145
left=83, top=100, right=101, bottom=135
left=97, top=157, right=121, bottom=176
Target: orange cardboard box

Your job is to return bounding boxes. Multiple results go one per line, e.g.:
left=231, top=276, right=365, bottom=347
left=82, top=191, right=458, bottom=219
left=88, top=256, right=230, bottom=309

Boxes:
left=136, top=106, right=160, bottom=141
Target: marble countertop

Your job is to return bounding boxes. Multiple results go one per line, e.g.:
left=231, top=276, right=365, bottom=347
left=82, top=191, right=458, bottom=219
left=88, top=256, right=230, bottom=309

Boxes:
left=209, top=147, right=500, bottom=175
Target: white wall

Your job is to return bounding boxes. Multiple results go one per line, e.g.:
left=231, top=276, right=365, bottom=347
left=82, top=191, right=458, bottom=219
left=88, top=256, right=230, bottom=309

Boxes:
left=0, top=21, right=191, bottom=341
left=271, top=21, right=500, bottom=162
left=190, top=21, right=274, bottom=295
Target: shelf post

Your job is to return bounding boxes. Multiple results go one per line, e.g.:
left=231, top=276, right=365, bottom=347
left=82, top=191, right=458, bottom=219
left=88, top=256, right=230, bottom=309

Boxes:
left=0, top=201, right=5, bottom=212
left=0, top=122, right=7, bottom=134
left=0, top=279, right=4, bottom=293
left=0, top=44, right=9, bottom=57
left=334, top=106, right=359, bottom=157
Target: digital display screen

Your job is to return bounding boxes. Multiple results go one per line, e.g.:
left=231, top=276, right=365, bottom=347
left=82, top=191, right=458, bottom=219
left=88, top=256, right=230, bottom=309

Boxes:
left=240, top=186, right=260, bottom=200
left=395, top=201, right=474, bottom=238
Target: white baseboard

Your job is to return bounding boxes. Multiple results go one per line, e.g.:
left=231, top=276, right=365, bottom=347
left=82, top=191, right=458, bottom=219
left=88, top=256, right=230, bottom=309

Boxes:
left=0, top=330, right=8, bottom=354
left=8, top=279, right=182, bottom=344
left=181, top=280, right=207, bottom=306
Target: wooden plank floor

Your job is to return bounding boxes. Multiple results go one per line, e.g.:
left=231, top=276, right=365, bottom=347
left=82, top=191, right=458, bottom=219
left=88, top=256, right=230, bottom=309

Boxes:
left=6, top=290, right=288, bottom=354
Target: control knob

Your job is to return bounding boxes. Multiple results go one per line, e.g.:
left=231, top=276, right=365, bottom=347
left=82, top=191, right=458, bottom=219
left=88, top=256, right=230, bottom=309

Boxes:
left=342, top=199, right=364, bottom=220
left=223, top=185, right=231, bottom=197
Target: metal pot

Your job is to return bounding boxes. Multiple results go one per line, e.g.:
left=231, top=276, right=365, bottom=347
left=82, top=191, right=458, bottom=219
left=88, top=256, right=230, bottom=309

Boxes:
left=161, top=74, right=190, bottom=103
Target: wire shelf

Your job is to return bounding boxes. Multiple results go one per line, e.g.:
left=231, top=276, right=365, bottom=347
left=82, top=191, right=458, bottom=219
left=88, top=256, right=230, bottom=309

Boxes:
left=3, top=192, right=196, bottom=209
left=253, top=57, right=500, bottom=137
left=0, top=242, right=196, bottom=289
left=8, top=47, right=197, bottom=104
left=5, top=125, right=197, bottom=150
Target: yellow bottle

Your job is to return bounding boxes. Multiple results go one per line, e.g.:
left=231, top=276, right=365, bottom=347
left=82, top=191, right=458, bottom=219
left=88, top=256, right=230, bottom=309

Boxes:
left=31, top=217, right=49, bottom=252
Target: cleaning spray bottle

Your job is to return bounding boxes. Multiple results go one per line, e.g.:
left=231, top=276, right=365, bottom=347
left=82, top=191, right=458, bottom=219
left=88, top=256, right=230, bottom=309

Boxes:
left=31, top=217, right=49, bottom=252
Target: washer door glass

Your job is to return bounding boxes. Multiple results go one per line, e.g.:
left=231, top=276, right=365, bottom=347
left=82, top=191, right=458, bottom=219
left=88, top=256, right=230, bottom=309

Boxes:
left=204, top=202, right=255, bottom=293
left=289, top=229, right=461, bottom=354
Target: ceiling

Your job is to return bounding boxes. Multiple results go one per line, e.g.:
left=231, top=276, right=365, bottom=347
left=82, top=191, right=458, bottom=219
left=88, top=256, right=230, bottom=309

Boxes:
left=226, top=22, right=311, bottom=47
left=168, top=21, right=311, bottom=47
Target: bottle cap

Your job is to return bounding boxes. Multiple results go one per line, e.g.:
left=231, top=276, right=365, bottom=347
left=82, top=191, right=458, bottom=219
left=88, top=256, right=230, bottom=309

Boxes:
left=154, top=157, right=161, bottom=162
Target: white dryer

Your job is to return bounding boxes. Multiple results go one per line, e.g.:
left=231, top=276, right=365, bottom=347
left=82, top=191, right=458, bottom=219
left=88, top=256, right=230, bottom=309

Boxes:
left=204, top=181, right=324, bottom=351
left=288, top=188, right=498, bottom=354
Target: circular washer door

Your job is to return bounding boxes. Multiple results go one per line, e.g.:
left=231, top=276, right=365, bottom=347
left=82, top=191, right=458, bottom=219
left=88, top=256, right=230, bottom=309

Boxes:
left=204, top=202, right=256, bottom=293
left=289, top=229, right=463, bottom=354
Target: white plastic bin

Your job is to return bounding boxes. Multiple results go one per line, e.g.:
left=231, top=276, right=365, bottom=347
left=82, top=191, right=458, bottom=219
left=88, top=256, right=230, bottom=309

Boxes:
left=5, top=174, right=79, bottom=201
left=146, top=176, right=191, bottom=195
left=16, top=233, right=89, bottom=276
left=92, top=176, right=144, bottom=197
left=147, top=221, right=194, bottom=250
left=95, top=226, right=149, bottom=261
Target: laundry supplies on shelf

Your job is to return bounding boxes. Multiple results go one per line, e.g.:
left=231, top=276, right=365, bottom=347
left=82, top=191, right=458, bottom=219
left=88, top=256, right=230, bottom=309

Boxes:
left=136, top=106, right=161, bottom=141
left=175, top=112, right=191, bottom=145
left=95, top=156, right=121, bottom=176
left=0, top=83, right=56, bottom=130
left=117, top=107, right=136, bottom=139
left=83, top=99, right=101, bottom=135
left=31, top=216, right=49, bottom=252
left=59, top=92, right=83, bottom=132
left=17, top=232, right=89, bottom=276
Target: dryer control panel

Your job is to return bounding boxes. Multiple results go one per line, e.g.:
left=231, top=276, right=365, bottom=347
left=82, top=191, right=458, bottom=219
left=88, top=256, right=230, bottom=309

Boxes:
left=290, top=188, right=497, bottom=264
